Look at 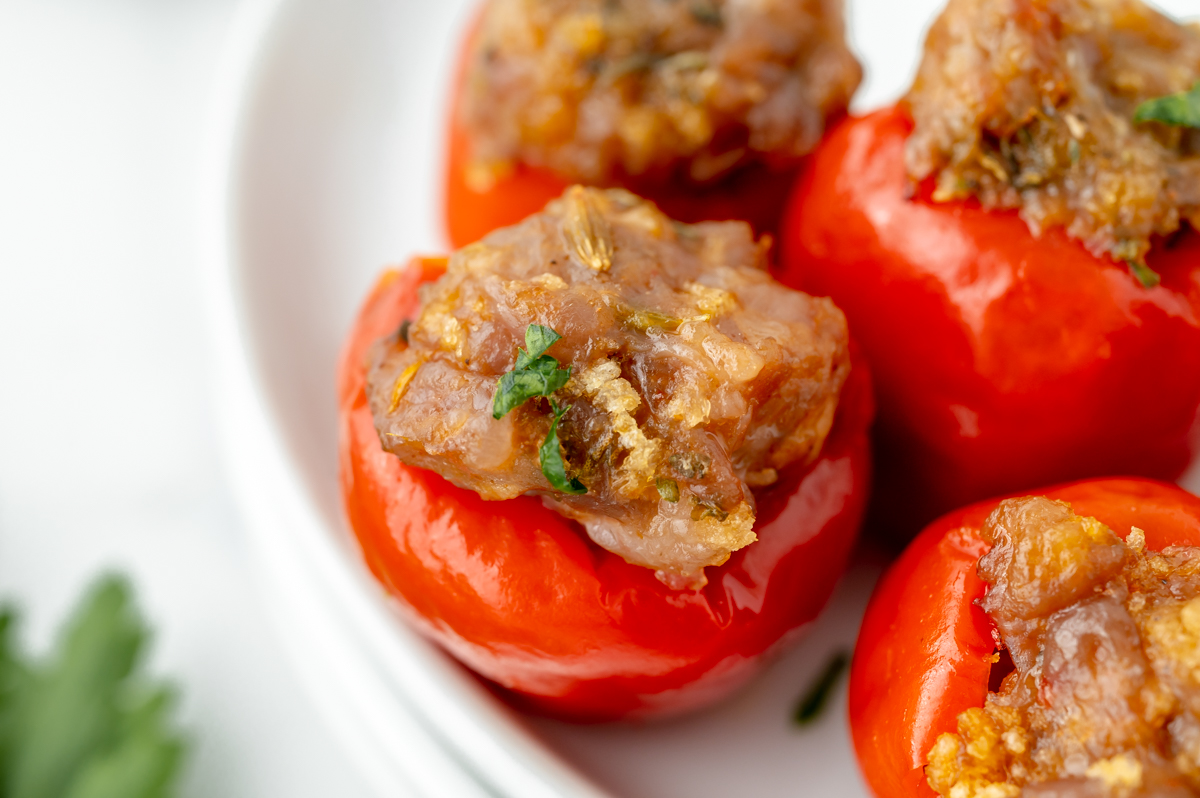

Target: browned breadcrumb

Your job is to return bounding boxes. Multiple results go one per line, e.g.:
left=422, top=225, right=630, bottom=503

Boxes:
left=366, top=187, right=849, bottom=588
left=927, top=497, right=1200, bottom=797
left=461, top=0, right=861, bottom=187
left=906, top=0, right=1200, bottom=267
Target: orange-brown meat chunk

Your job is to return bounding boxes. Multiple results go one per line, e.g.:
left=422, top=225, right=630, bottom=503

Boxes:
left=365, top=187, right=849, bottom=588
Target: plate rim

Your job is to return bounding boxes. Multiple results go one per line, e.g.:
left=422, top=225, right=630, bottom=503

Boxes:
left=196, top=1, right=613, bottom=796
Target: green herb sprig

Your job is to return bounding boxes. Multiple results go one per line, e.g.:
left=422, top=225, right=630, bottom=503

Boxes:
left=494, top=325, right=587, bottom=495
left=793, top=651, right=850, bottom=726
left=1134, top=81, right=1200, bottom=129
left=0, top=575, right=186, bottom=798
left=1127, top=260, right=1162, bottom=289
left=492, top=325, right=573, bottom=419
left=539, top=401, right=586, bottom=495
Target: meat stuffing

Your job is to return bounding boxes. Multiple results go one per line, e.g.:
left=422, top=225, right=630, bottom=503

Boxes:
left=365, top=187, right=849, bottom=588
left=927, top=496, right=1200, bottom=797
left=459, top=0, right=861, bottom=187
left=906, top=0, right=1200, bottom=269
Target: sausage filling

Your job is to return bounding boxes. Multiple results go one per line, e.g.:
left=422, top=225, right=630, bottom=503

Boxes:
left=460, top=0, right=861, bottom=187
left=906, top=0, right=1200, bottom=272
left=927, top=496, right=1200, bottom=797
left=366, top=187, right=849, bottom=588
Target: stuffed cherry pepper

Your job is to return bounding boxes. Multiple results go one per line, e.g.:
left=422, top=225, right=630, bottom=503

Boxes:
left=339, top=187, right=872, bottom=720
left=850, top=478, right=1200, bottom=798
left=779, top=0, right=1200, bottom=537
left=444, top=0, right=862, bottom=248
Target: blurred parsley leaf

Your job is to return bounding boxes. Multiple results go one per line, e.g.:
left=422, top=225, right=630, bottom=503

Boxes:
left=0, top=576, right=186, bottom=798
left=1134, top=81, right=1200, bottom=128
left=1127, top=260, right=1162, bottom=289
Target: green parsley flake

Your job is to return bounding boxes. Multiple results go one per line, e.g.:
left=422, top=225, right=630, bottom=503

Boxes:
left=793, top=651, right=849, bottom=726
left=0, top=575, right=186, bottom=798
left=493, top=325, right=573, bottom=419
left=495, top=324, right=587, bottom=494
left=1127, top=260, right=1162, bottom=289
left=656, top=478, right=680, bottom=503
left=539, top=401, right=586, bottom=495
left=1133, top=81, right=1200, bottom=129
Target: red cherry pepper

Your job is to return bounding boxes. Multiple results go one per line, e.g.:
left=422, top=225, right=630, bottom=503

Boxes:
left=337, top=258, right=874, bottom=721
left=778, top=106, right=1200, bottom=537
left=848, top=477, right=1200, bottom=798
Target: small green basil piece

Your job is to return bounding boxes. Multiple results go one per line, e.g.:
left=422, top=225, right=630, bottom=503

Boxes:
left=793, top=651, right=850, bottom=726
left=516, top=324, right=562, bottom=369
left=656, top=478, right=680, bottom=503
left=1133, top=81, right=1200, bottom=129
left=494, top=324, right=585, bottom=494
left=1127, top=260, right=1162, bottom=289
left=493, top=360, right=572, bottom=419
left=493, top=325, right=572, bottom=419
left=540, top=401, right=586, bottom=495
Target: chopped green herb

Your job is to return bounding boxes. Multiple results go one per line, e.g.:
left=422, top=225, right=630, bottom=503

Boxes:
left=493, top=365, right=572, bottom=419
left=1133, top=81, right=1200, bottom=129
left=793, top=651, right=849, bottom=726
left=493, top=325, right=573, bottom=419
left=515, top=324, right=562, bottom=369
left=539, top=401, right=586, bottom=495
left=1068, top=138, right=1081, bottom=164
left=495, top=325, right=586, bottom=494
left=397, top=319, right=411, bottom=345
left=656, top=478, right=680, bottom=503
left=690, top=3, right=723, bottom=27
left=1127, top=260, right=1162, bottom=289
left=0, top=575, right=187, bottom=798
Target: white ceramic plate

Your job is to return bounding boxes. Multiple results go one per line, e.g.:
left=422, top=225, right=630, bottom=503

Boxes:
left=202, top=1, right=1200, bottom=796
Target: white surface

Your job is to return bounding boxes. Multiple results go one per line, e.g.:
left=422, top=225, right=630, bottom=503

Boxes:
left=0, top=2, right=373, bottom=796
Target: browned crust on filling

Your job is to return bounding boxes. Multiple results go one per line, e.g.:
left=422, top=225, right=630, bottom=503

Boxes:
left=460, top=0, right=861, bottom=187
left=906, top=0, right=1200, bottom=267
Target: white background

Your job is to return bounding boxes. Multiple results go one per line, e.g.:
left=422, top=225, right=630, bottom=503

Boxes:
left=0, top=1, right=372, bottom=795
left=0, top=0, right=1194, bottom=796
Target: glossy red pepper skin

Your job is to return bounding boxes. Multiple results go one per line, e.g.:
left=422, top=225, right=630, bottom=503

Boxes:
left=337, top=258, right=874, bottom=722
left=849, top=478, right=1200, bottom=798
left=778, top=106, right=1200, bottom=537
left=442, top=24, right=800, bottom=249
